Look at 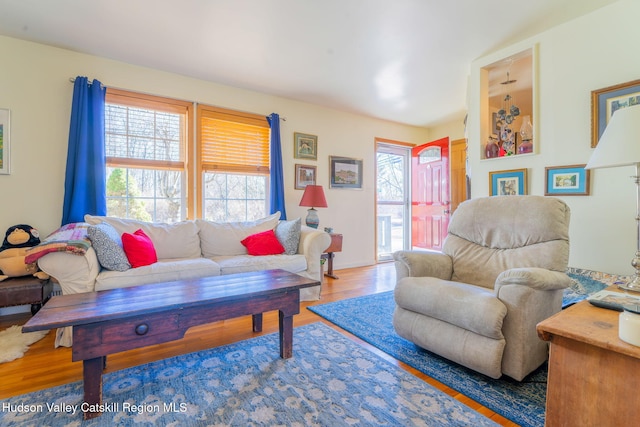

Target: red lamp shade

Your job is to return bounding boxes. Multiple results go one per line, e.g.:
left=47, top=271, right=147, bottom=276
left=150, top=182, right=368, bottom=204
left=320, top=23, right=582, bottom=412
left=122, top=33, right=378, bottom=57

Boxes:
left=299, top=185, right=327, bottom=229
left=299, top=185, right=328, bottom=208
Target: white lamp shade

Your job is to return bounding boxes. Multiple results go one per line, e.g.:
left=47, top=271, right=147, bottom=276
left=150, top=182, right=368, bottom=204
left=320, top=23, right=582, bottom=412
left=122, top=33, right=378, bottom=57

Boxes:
left=586, top=105, right=640, bottom=170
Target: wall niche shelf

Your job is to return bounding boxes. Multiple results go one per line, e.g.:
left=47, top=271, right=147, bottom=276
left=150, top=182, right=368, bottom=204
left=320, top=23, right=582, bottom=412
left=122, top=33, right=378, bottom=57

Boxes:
left=480, top=46, right=538, bottom=160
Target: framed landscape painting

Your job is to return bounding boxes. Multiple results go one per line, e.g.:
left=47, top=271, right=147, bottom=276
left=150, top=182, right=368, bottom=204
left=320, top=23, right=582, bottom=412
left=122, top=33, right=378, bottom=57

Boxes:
left=489, top=168, right=527, bottom=196
left=0, top=108, right=10, bottom=175
left=545, top=164, right=590, bottom=196
left=329, top=156, right=363, bottom=189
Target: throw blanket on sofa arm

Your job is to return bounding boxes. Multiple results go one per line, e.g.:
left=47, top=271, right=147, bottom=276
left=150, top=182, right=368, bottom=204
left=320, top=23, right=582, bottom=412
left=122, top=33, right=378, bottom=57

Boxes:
left=24, top=222, right=91, bottom=264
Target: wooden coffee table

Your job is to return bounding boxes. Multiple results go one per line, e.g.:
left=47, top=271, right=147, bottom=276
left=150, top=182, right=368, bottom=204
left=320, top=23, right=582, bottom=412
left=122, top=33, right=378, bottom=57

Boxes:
left=23, top=269, right=319, bottom=419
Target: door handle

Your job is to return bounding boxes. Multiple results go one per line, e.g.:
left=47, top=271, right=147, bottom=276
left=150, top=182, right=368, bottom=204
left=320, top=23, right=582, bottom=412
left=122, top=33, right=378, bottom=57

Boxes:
left=443, top=209, right=450, bottom=214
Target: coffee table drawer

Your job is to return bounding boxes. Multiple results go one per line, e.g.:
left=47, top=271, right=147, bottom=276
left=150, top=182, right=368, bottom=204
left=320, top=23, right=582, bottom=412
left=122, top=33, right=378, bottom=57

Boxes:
left=101, top=313, right=180, bottom=344
left=73, top=312, right=182, bottom=361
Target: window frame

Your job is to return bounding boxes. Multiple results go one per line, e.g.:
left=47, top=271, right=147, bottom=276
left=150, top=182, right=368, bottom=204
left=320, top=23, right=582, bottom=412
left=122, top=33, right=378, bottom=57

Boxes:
left=105, top=89, right=193, bottom=220
left=196, top=104, right=271, bottom=219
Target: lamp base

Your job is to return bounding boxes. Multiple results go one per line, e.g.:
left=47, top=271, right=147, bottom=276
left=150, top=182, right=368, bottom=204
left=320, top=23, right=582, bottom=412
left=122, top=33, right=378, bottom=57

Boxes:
left=618, top=274, right=640, bottom=293
left=305, top=208, right=319, bottom=229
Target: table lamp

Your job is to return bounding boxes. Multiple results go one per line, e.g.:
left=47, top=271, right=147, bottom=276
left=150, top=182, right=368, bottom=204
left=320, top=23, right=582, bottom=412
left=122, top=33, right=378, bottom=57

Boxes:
left=586, top=104, right=640, bottom=292
left=299, top=185, right=328, bottom=229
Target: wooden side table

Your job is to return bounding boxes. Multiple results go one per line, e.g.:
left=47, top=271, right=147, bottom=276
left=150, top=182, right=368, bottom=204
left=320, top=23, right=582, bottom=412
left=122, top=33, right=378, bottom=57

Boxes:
left=0, top=276, right=52, bottom=315
left=321, top=233, right=343, bottom=279
left=537, top=287, right=640, bottom=426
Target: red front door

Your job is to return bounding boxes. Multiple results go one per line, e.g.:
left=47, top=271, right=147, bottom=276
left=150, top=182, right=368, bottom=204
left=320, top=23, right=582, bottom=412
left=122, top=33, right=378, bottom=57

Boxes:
left=411, top=137, right=450, bottom=251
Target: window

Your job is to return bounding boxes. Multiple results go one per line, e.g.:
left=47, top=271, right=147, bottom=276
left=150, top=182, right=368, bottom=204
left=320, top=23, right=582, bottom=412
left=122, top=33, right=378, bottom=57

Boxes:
left=105, top=89, right=192, bottom=222
left=197, top=105, right=270, bottom=222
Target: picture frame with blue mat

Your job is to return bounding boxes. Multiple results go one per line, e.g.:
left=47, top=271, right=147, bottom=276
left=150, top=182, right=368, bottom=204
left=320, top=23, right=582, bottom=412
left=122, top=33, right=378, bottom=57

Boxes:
left=489, top=168, right=527, bottom=196
left=545, top=164, right=590, bottom=196
left=591, top=78, right=640, bottom=148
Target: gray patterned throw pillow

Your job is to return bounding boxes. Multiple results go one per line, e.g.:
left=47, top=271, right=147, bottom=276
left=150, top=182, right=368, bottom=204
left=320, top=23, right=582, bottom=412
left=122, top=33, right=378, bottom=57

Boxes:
left=275, top=218, right=301, bottom=255
left=87, top=222, right=131, bottom=271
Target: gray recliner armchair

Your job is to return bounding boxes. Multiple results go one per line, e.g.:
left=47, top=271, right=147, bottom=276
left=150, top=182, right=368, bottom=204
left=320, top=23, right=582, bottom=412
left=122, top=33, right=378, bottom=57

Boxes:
left=393, top=195, right=571, bottom=381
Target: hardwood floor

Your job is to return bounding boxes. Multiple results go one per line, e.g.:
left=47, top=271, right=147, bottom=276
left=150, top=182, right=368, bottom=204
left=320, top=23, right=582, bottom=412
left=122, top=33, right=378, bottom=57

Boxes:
left=0, top=263, right=518, bottom=426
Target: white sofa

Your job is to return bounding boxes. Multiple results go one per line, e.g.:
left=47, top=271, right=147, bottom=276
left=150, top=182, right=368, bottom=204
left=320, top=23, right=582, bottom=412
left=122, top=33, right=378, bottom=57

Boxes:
left=35, top=212, right=331, bottom=347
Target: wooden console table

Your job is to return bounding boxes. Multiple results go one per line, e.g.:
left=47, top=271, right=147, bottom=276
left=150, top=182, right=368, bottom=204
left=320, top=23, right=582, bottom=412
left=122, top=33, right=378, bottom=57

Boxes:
left=321, top=233, right=343, bottom=279
left=537, top=288, right=640, bottom=426
left=23, top=269, right=318, bottom=419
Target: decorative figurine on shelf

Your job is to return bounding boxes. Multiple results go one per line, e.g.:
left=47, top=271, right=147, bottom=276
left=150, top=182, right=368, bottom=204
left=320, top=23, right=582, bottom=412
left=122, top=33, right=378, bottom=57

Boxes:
left=499, top=124, right=515, bottom=156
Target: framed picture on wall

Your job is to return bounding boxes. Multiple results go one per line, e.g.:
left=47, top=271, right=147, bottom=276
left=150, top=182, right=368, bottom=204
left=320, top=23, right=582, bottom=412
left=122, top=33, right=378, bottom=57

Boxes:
left=489, top=168, right=528, bottom=196
left=545, top=164, right=590, bottom=196
left=0, top=108, right=10, bottom=175
left=591, top=79, right=640, bottom=147
left=294, top=132, right=318, bottom=160
left=329, top=156, right=363, bottom=189
left=295, top=164, right=316, bottom=189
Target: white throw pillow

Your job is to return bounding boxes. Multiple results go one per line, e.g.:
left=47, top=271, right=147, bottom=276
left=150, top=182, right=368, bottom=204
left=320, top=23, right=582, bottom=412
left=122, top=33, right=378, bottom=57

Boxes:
left=197, top=212, right=281, bottom=257
left=84, top=215, right=201, bottom=260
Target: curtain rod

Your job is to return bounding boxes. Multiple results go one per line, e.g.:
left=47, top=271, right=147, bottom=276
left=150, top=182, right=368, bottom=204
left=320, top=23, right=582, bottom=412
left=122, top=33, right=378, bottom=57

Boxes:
left=69, top=77, right=286, bottom=121
left=69, top=77, right=105, bottom=89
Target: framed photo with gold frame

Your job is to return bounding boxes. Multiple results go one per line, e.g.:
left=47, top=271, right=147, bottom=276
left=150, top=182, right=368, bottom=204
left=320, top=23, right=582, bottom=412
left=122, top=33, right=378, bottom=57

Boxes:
left=294, top=132, right=317, bottom=160
left=489, top=168, right=527, bottom=196
left=591, top=79, right=640, bottom=147
left=294, top=164, right=316, bottom=190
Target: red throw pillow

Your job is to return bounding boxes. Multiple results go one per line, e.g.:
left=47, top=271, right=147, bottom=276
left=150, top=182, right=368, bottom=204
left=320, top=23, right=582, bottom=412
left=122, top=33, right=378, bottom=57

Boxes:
left=121, top=229, right=158, bottom=268
left=241, top=229, right=285, bottom=256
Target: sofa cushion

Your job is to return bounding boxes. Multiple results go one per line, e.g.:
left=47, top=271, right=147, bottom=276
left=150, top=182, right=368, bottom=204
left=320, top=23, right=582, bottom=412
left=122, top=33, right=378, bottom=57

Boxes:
left=275, top=218, right=301, bottom=255
left=95, top=258, right=221, bottom=291
left=197, top=212, right=281, bottom=257
left=87, top=222, right=131, bottom=271
left=241, top=230, right=285, bottom=256
left=211, top=254, right=306, bottom=276
left=122, top=229, right=158, bottom=268
left=84, top=215, right=201, bottom=260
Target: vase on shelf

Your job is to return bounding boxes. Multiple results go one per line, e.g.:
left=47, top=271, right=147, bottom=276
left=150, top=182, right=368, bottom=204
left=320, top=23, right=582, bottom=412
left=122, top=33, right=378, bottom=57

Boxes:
left=518, top=115, right=533, bottom=154
left=485, top=136, right=500, bottom=159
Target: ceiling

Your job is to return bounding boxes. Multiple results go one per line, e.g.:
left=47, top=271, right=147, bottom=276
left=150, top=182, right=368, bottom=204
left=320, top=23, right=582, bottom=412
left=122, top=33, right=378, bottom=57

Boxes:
left=0, top=0, right=619, bottom=127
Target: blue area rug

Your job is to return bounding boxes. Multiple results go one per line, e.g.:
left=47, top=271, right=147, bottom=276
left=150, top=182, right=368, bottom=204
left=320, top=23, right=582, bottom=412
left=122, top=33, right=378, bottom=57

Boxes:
left=563, top=272, right=611, bottom=307
left=0, top=322, right=498, bottom=426
left=308, top=273, right=608, bottom=427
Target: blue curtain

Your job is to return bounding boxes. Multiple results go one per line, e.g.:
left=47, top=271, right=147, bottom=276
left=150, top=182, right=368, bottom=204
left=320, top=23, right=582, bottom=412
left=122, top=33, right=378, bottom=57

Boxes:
left=61, top=77, right=107, bottom=225
left=267, top=113, right=287, bottom=219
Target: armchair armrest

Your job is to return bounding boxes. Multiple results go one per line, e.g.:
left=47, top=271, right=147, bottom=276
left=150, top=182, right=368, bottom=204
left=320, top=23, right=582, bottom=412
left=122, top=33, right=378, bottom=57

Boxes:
left=494, top=267, right=572, bottom=380
left=298, top=225, right=331, bottom=282
left=495, top=267, right=572, bottom=293
left=393, top=250, right=453, bottom=282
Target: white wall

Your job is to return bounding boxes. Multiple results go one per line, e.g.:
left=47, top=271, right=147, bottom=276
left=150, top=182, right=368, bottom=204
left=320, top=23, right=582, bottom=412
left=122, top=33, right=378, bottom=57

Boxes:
left=468, top=0, right=640, bottom=275
left=0, top=35, right=430, bottom=274
left=2, top=0, right=635, bottom=284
